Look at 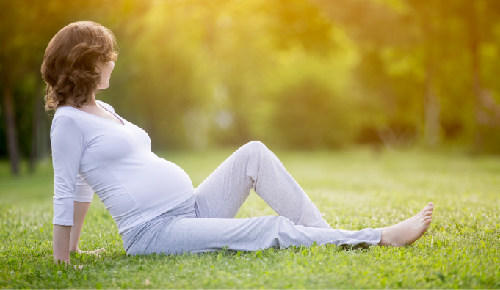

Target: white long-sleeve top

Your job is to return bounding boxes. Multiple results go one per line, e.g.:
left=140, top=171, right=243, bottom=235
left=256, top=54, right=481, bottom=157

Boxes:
left=50, top=100, right=194, bottom=235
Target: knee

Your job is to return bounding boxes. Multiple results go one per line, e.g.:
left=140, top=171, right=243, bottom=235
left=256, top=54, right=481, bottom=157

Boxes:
left=236, top=141, right=273, bottom=176
left=244, top=141, right=267, bottom=151
left=241, top=141, right=269, bottom=157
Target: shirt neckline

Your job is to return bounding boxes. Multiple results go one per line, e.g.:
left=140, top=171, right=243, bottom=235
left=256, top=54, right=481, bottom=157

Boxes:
left=60, top=101, right=125, bottom=126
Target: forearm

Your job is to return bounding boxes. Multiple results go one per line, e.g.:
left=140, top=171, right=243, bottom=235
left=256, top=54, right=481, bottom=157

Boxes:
left=53, top=224, right=71, bottom=263
left=69, top=201, right=91, bottom=252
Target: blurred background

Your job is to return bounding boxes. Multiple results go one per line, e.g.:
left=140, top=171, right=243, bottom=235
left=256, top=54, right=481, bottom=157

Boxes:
left=1, top=0, right=500, bottom=176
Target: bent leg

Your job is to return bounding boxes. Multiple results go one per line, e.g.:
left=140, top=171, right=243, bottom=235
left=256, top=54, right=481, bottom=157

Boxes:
left=195, top=141, right=330, bottom=228
left=129, top=215, right=381, bottom=255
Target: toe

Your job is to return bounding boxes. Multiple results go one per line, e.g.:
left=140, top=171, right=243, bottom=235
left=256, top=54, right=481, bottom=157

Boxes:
left=421, top=204, right=432, bottom=213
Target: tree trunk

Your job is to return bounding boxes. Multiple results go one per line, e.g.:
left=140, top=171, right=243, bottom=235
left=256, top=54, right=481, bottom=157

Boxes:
left=469, top=0, right=485, bottom=152
left=3, top=86, right=20, bottom=175
left=421, top=11, right=441, bottom=148
left=29, top=91, right=43, bottom=173
left=424, top=65, right=440, bottom=147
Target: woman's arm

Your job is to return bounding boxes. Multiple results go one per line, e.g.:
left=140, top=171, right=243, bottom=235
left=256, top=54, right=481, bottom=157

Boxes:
left=54, top=201, right=104, bottom=264
left=69, top=201, right=91, bottom=252
left=53, top=225, right=71, bottom=263
left=50, top=116, right=85, bottom=263
left=54, top=201, right=89, bottom=263
left=51, top=117, right=103, bottom=262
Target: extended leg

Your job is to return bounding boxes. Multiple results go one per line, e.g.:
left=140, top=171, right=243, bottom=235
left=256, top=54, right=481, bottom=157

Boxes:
left=128, top=215, right=380, bottom=255
left=126, top=202, right=434, bottom=255
left=194, top=141, right=331, bottom=228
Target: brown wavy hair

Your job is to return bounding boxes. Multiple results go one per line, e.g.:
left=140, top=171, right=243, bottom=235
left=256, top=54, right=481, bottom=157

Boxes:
left=41, top=21, right=118, bottom=111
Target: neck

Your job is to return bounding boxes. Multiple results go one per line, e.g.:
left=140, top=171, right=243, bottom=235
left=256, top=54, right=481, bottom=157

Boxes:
left=82, top=93, right=97, bottom=106
left=67, top=93, right=97, bottom=107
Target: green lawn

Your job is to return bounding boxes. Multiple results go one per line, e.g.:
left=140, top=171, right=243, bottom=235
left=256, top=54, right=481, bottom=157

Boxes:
left=0, top=148, right=499, bottom=288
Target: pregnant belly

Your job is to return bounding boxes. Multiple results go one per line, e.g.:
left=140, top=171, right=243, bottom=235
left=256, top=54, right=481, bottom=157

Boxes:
left=127, top=153, right=194, bottom=208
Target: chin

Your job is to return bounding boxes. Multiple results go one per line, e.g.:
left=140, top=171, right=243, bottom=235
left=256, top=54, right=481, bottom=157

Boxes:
left=98, top=83, right=110, bottom=90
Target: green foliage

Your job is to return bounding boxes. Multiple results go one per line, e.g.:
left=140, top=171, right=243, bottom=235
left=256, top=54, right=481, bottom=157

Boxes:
left=0, top=150, right=499, bottom=288
left=112, top=1, right=212, bottom=149
left=272, top=77, right=354, bottom=148
left=263, top=0, right=334, bottom=54
left=2, top=0, right=500, bottom=160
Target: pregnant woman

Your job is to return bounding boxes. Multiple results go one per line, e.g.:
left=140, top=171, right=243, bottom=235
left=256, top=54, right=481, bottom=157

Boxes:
left=42, top=21, right=433, bottom=264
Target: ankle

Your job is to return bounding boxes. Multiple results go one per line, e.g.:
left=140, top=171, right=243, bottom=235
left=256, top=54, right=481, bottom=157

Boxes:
left=379, top=227, right=393, bottom=246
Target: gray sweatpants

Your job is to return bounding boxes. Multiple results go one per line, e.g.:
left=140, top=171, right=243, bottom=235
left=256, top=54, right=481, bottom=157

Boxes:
left=123, top=141, right=381, bottom=255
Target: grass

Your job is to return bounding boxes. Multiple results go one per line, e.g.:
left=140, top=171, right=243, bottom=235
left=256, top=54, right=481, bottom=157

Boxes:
left=0, top=148, right=499, bottom=288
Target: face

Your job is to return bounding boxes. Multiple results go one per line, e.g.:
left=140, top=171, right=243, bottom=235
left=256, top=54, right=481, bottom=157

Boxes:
left=96, top=60, right=115, bottom=90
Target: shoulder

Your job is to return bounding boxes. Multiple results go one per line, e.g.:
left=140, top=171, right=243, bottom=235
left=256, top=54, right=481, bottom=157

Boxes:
left=50, top=110, right=83, bottom=136
left=96, top=100, right=116, bottom=113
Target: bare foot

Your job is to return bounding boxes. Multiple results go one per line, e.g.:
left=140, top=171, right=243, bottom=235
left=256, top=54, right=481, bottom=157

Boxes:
left=379, top=202, right=433, bottom=247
